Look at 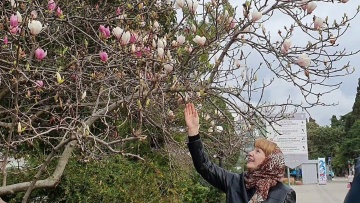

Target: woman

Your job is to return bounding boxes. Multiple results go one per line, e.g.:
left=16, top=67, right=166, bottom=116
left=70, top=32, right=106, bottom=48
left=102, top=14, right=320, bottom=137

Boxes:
left=184, top=103, right=296, bottom=203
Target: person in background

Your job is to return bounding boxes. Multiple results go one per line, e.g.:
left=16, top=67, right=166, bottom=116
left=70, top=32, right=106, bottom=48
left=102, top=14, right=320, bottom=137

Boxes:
left=184, top=103, right=296, bottom=203
left=344, top=157, right=360, bottom=203
left=348, top=173, right=354, bottom=187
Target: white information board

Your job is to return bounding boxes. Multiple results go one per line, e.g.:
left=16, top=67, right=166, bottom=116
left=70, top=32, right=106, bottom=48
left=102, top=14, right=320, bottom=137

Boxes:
left=266, top=113, right=308, bottom=168
left=318, top=158, right=327, bottom=185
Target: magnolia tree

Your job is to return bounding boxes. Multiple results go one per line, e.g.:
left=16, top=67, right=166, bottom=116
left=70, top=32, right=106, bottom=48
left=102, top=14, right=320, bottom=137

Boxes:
left=0, top=0, right=358, bottom=201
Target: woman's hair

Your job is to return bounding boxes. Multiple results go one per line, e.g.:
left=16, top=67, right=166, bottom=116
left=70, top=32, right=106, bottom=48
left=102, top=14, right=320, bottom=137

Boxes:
left=254, top=138, right=277, bottom=157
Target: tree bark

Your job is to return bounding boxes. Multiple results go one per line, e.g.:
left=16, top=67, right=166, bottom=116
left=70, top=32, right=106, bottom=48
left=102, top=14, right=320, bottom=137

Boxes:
left=0, top=140, right=77, bottom=196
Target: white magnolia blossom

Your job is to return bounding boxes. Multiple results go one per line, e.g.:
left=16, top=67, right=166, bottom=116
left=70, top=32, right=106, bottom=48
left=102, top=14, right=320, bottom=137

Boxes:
left=28, top=20, right=43, bottom=35
left=193, top=35, right=206, bottom=46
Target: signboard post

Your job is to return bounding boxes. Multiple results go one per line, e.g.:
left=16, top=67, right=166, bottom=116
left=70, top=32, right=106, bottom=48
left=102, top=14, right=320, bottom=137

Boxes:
left=266, top=113, right=308, bottom=169
left=318, top=158, right=327, bottom=185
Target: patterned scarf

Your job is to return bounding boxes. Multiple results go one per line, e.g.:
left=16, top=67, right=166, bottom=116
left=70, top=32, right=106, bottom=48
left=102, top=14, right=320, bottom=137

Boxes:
left=244, top=147, right=285, bottom=203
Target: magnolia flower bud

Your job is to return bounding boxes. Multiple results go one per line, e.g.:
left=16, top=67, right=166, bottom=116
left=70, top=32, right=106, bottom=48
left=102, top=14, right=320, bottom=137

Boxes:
left=157, top=47, right=164, bottom=58
left=164, top=64, right=173, bottom=73
left=191, top=24, right=196, bottom=33
left=307, top=2, right=317, bottom=14
left=36, top=80, right=44, bottom=88
left=153, top=21, right=160, bottom=29
left=235, top=59, right=241, bottom=68
left=175, top=0, right=185, bottom=9
left=48, top=0, right=56, bottom=11
left=17, top=122, right=22, bottom=133
left=10, top=14, right=18, bottom=27
left=297, top=53, right=311, bottom=68
left=314, top=17, right=324, bottom=30
left=251, top=11, right=262, bottom=22
left=99, top=51, right=108, bottom=62
left=187, top=0, right=199, bottom=13
left=35, top=48, right=47, bottom=60
left=167, top=50, right=171, bottom=59
left=16, top=11, right=22, bottom=23
left=157, top=38, right=165, bottom=49
left=283, top=39, right=292, bottom=51
left=56, top=72, right=64, bottom=84
left=131, top=44, right=136, bottom=53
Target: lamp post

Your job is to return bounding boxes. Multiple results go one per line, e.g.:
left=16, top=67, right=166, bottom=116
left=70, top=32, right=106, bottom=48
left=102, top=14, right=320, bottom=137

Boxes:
left=348, top=160, right=351, bottom=175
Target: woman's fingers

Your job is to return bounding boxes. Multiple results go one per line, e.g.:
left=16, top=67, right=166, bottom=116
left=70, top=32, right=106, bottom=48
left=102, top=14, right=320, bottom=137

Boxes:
left=185, top=103, right=198, bottom=118
left=190, top=103, right=195, bottom=114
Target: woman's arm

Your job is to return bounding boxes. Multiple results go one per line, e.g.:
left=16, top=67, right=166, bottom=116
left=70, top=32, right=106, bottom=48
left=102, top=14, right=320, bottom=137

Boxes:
left=184, top=103, right=238, bottom=192
left=188, top=135, right=238, bottom=192
left=284, top=189, right=296, bottom=203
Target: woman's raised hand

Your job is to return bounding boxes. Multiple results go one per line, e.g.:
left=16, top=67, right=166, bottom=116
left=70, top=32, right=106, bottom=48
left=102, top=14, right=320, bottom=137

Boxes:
left=184, top=103, right=200, bottom=136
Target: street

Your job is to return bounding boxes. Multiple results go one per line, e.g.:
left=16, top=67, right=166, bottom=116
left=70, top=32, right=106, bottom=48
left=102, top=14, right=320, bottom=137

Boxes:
left=292, top=178, right=348, bottom=203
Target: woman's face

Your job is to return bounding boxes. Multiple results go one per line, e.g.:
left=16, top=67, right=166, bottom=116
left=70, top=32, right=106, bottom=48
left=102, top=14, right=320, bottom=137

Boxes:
left=246, top=147, right=266, bottom=171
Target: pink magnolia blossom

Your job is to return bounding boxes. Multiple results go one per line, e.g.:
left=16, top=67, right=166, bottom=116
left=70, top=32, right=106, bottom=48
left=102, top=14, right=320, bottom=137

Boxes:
left=135, top=51, right=142, bottom=57
left=281, top=39, right=292, bottom=53
left=251, top=11, right=262, bottom=22
left=35, top=80, right=44, bottom=89
left=297, top=53, right=311, bottom=67
left=142, top=47, right=151, bottom=57
left=130, top=33, right=138, bottom=43
left=10, top=14, right=18, bottom=27
left=99, top=25, right=111, bottom=39
left=35, top=48, right=47, bottom=60
left=48, top=0, right=56, bottom=11
left=4, top=35, right=8, bottom=45
left=307, top=2, right=317, bottom=14
left=56, top=7, right=63, bottom=17
left=10, top=26, right=19, bottom=34
left=99, top=51, right=108, bottom=62
left=314, top=17, right=324, bottom=30
left=116, top=7, right=121, bottom=15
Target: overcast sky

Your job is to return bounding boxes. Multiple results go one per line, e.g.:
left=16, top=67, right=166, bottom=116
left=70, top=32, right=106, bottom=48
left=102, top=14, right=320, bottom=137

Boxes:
left=176, top=0, right=360, bottom=126
left=226, top=0, right=359, bottom=126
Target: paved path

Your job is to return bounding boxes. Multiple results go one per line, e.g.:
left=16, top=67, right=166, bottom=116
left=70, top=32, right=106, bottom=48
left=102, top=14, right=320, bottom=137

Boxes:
left=291, top=178, right=348, bottom=203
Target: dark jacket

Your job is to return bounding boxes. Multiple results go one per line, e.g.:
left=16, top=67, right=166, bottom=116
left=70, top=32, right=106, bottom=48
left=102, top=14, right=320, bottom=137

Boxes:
left=344, top=157, right=360, bottom=203
left=188, top=136, right=296, bottom=203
